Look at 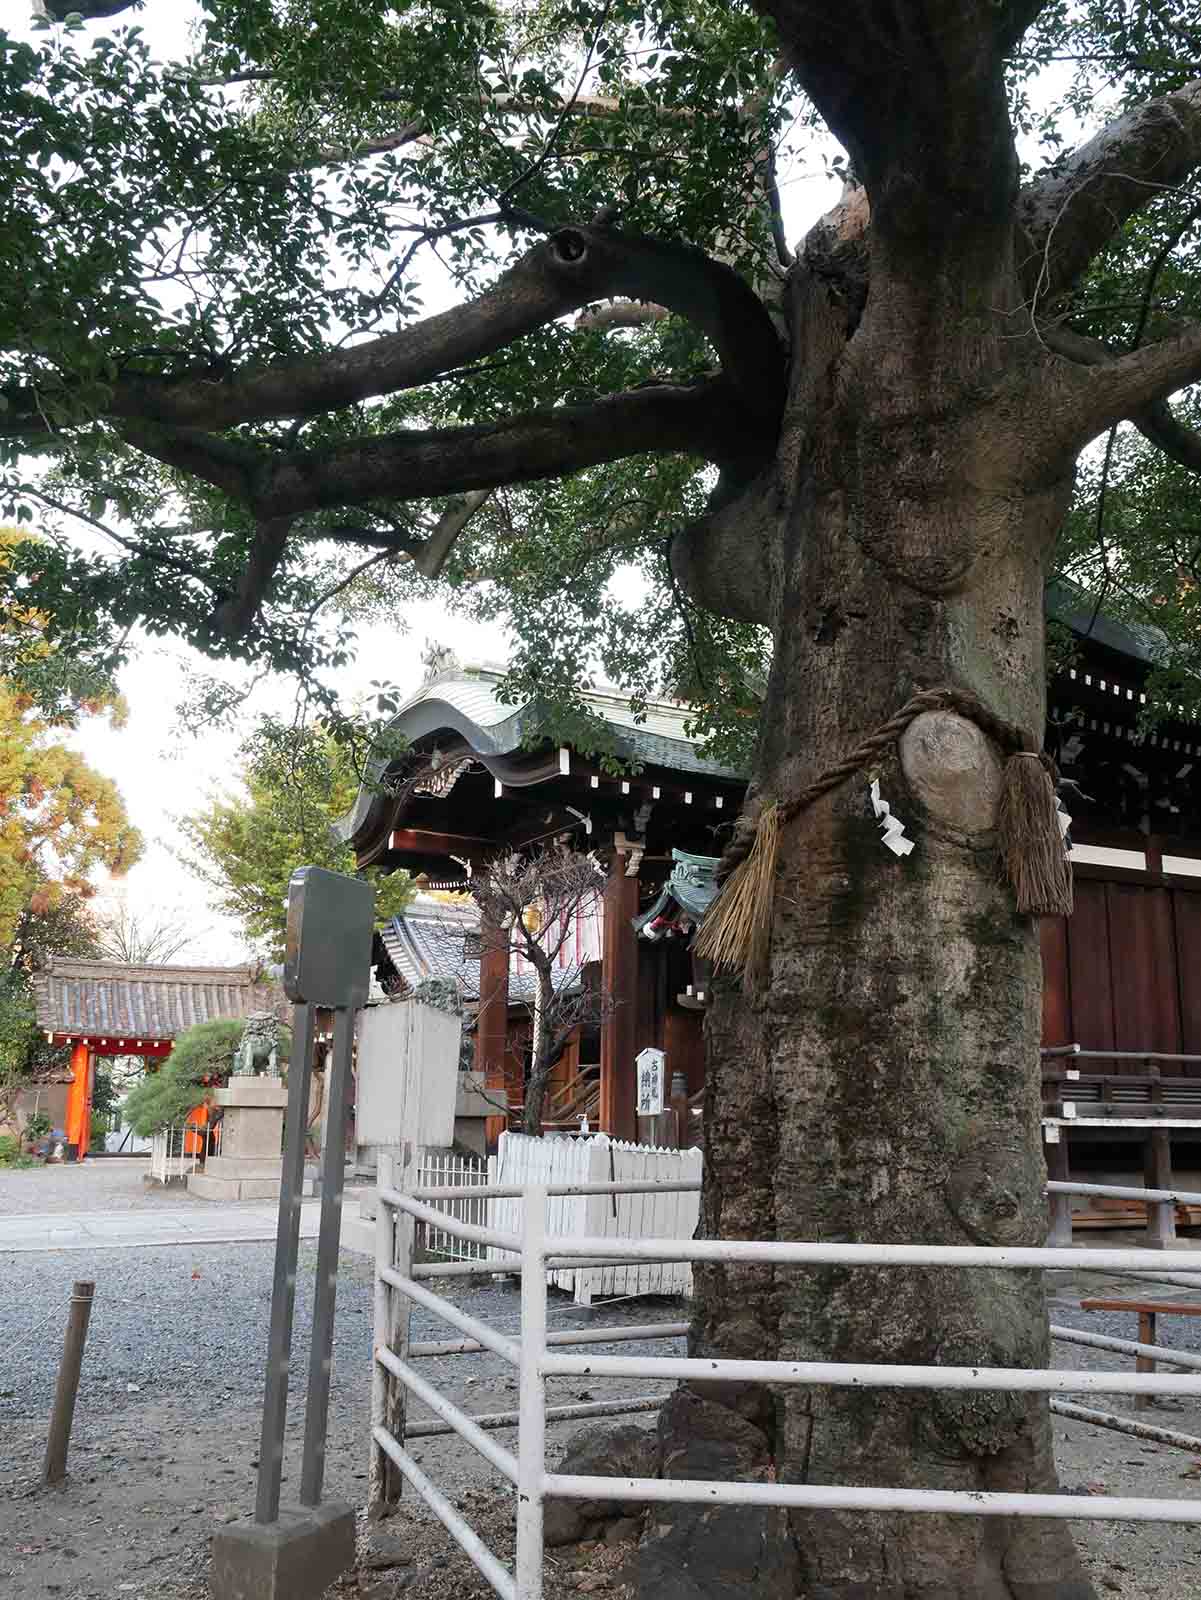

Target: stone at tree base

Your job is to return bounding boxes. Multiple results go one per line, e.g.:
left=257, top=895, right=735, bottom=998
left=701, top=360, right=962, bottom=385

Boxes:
left=603, top=1516, right=645, bottom=1546
left=616, top=1390, right=796, bottom=1600
left=543, top=1424, right=660, bottom=1547
left=360, top=1529, right=413, bottom=1571
left=209, top=1502, right=355, bottom=1600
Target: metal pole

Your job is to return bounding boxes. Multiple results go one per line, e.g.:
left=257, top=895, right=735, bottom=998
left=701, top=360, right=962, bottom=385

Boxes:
left=369, top=1149, right=396, bottom=1511
left=1050, top=1399, right=1201, bottom=1454
left=300, top=1000, right=358, bottom=1507
left=255, top=1000, right=316, bottom=1525
left=515, top=1185, right=547, bottom=1600
left=405, top=1394, right=666, bottom=1439
left=389, top=1152, right=415, bottom=1492
left=43, top=1280, right=95, bottom=1486
left=1051, top=1323, right=1201, bottom=1373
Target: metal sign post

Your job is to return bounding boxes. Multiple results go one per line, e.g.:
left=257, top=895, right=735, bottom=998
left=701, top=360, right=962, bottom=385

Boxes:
left=255, top=867, right=374, bottom=1527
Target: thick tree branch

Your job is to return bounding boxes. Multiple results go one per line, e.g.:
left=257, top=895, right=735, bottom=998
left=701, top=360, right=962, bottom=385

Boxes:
left=259, top=379, right=765, bottom=516
left=211, top=517, right=295, bottom=641
left=576, top=301, right=669, bottom=332
left=669, top=466, right=779, bottom=628
left=117, top=423, right=261, bottom=501
left=1137, top=396, right=1201, bottom=472
left=3, top=227, right=783, bottom=438
left=305, top=120, right=427, bottom=171
left=1081, top=318, right=1201, bottom=419
left=1043, top=323, right=1201, bottom=470
left=1019, top=80, right=1201, bottom=308
left=751, top=1, right=1024, bottom=236
left=126, top=379, right=766, bottom=523
left=411, top=491, right=492, bottom=578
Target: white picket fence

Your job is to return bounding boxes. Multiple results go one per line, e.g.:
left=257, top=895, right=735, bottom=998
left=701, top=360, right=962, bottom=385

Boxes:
left=414, top=1151, right=491, bottom=1260
left=147, top=1124, right=203, bottom=1184
left=486, top=1132, right=702, bottom=1304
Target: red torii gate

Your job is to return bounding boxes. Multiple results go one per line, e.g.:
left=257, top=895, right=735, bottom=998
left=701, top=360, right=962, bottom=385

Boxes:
left=33, top=957, right=285, bottom=1161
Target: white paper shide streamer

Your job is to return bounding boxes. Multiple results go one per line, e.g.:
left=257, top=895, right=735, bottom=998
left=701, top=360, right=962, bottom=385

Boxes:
left=1054, top=796, right=1072, bottom=854
left=869, top=779, right=915, bottom=857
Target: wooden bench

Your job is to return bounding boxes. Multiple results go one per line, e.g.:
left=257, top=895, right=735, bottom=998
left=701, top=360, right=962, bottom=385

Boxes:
left=1079, top=1298, right=1201, bottom=1409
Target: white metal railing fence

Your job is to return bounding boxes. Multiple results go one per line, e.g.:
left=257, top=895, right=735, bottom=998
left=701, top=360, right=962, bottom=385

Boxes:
left=415, top=1151, right=490, bottom=1260
left=369, top=1167, right=1201, bottom=1600
left=486, top=1132, right=702, bottom=1302
left=147, top=1121, right=208, bottom=1184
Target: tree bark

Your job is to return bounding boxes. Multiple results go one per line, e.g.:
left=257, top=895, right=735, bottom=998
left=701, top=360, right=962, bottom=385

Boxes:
left=645, top=183, right=1095, bottom=1600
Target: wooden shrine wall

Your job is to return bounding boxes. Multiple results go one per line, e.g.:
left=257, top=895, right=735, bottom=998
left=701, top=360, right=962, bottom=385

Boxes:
left=1041, top=866, right=1201, bottom=1068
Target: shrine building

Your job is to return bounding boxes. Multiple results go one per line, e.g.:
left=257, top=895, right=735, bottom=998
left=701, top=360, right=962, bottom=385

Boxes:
left=346, top=610, right=1201, bottom=1160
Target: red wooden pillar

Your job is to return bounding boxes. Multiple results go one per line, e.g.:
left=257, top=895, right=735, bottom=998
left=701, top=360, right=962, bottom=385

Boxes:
left=64, top=1042, right=93, bottom=1162
left=599, top=852, right=640, bottom=1141
left=476, top=909, right=511, bottom=1148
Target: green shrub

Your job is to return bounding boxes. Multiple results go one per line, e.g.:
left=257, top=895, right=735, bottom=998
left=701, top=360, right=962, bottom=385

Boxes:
left=0, top=1133, right=34, bottom=1168
left=22, top=1110, right=51, bottom=1143
left=119, top=1018, right=288, bottom=1137
left=122, top=1019, right=246, bottom=1136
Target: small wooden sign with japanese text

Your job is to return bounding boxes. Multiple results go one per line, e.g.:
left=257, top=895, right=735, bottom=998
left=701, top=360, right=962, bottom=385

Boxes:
left=635, top=1047, right=666, bottom=1117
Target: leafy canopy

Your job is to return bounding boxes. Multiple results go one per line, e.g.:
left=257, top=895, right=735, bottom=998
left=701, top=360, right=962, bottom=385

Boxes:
left=178, top=716, right=413, bottom=958
left=0, top=4, right=1200, bottom=748
left=0, top=528, right=142, bottom=954
left=0, top=0, right=786, bottom=755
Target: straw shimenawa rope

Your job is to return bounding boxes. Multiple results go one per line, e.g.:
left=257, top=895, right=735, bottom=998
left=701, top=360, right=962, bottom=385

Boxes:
left=694, top=686, right=1072, bottom=989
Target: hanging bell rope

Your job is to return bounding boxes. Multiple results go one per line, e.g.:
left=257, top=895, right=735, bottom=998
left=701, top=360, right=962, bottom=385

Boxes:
left=694, top=685, right=1073, bottom=988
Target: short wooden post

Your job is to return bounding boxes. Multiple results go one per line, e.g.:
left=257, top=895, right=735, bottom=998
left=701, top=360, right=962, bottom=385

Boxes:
left=1144, top=1129, right=1177, bottom=1249
left=1137, top=1310, right=1157, bottom=1411
left=43, top=1280, right=95, bottom=1485
left=368, top=1149, right=414, bottom=1516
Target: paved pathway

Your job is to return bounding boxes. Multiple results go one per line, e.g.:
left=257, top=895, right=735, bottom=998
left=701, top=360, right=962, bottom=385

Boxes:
left=0, top=1199, right=324, bottom=1252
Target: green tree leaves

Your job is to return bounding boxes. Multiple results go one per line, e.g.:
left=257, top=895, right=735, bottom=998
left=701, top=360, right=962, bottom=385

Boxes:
left=178, top=717, right=412, bottom=957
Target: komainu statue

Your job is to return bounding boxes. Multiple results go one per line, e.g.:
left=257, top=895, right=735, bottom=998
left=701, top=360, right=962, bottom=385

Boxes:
left=232, top=1011, right=282, bottom=1076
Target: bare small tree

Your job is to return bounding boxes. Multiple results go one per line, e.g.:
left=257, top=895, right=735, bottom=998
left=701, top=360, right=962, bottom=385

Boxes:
left=470, top=847, right=609, bottom=1135
left=96, top=905, right=199, bottom=966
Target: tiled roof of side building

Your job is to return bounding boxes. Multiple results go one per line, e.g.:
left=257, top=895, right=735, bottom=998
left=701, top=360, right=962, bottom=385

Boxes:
left=377, top=904, right=575, bottom=1006
left=32, top=958, right=288, bottom=1042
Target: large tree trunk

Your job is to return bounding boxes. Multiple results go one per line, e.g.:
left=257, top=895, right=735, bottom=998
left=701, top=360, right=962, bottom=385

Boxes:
left=640, top=214, right=1095, bottom=1597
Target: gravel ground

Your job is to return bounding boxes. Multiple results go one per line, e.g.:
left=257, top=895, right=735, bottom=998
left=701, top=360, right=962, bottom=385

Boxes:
left=0, top=1239, right=682, bottom=1600
left=5, top=1177, right=1201, bottom=1600
left=0, top=1159, right=210, bottom=1217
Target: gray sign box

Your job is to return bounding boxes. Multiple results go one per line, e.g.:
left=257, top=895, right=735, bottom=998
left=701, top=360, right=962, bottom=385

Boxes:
left=283, top=867, right=375, bottom=1007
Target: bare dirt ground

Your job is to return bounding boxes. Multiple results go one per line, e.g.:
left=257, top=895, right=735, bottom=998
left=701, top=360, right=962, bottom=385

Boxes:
left=5, top=1165, right=1201, bottom=1599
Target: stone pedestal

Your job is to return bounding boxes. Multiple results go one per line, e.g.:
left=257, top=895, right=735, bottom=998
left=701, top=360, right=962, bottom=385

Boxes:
left=188, top=1077, right=288, bottom=1201
left=210, top=1502, right=356, bottom=1600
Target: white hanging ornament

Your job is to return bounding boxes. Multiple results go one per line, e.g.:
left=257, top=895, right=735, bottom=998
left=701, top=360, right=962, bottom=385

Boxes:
left=869, top=778, right=915, bottom=857
left=1054, top=795, right=1072, bottom=852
